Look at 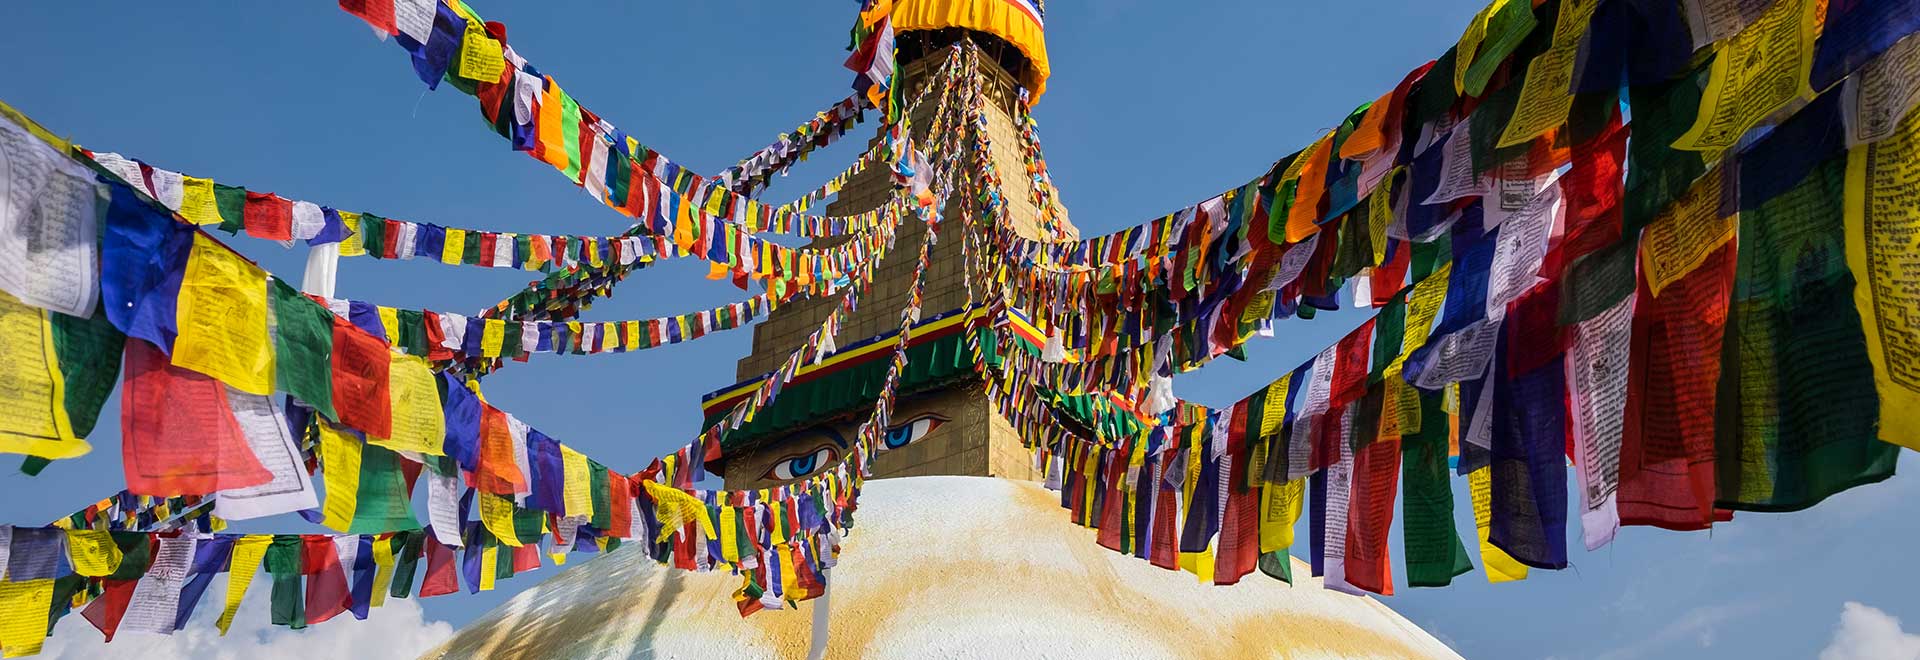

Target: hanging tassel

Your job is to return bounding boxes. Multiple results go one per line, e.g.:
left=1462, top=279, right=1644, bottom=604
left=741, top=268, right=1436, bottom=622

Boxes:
left=1041, top=329, right=1067, bottom=363
left=1146, top=373, right=1178, bottom=416
left=813, top=331, right=837, bottom=365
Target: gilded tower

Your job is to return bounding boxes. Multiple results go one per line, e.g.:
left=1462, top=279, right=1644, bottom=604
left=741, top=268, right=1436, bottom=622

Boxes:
left=703, top=2, right=1072, bottom=490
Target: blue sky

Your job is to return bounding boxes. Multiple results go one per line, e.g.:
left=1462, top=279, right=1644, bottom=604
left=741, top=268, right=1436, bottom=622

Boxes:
left=3, top=1, right=1916, bottom=658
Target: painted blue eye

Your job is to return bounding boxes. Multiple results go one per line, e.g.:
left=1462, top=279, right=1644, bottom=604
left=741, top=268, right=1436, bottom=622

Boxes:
left=883, top=414, right=948, bottom=449
left=766, top=447, right=836, bottom=482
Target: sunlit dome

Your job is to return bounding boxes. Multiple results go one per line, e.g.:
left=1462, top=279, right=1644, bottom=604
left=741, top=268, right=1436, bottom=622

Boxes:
left=425, top=477, right=1464, bottom=659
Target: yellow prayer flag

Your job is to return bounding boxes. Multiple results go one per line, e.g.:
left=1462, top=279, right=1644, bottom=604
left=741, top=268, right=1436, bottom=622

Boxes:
left=642, top=480, right=716, bottom=542
left=1845, top=107, right=1920, bottom=452
left=718, top=505, right=741, bottom=566
left=1673, top=0, right=1818, bottom=152
left=478, top=545, right=498, bottom=591
left=370, top=536, right=395, bottom=609
left=173, top=232, right=275, bottom=395
left=338, top=211, right=366, bottom=257
left=561, top=446, right=594, bottom=521
left=1469, top=467, right=1529, bottom=582
left=1260, top=379, right=1290, bottom=438
left=64, top=529, right=122, bottom=577
left=456, top=22, right=506, bottom=82
left=1259, top=478, right=1306, bottom=554
left=481, top=319, right=506, bottom=358
left=1453, top=2, right=1495, bottom=95
left=0, top=579, right=52, bottom=657
left=217, top=536, right=271, bottom=635
left=178, top=176, right=222, bottom=225
left=477, top=491, right=523, bottom=548
left=0, top=293, right=88, bottom=460
left=377, top=306, right=401, bottom=346
left=1640, top=167, right=1736, bottom=297
left=369, top=353, right=446, bottom=455
left=319, top=421, right=364, bottom=532
left=442, top=228, right=466, bottom=265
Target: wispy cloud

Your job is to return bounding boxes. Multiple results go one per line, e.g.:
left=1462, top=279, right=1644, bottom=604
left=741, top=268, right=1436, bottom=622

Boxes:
left=1594, top=600, right=1774, bottom=660
left=35, top=578, right=452, bottom=660
left=1820, top=602, right=1920, bottom=660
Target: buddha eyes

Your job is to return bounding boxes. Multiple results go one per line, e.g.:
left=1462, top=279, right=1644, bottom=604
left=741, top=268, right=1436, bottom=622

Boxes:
left=766, top=446, right=837, bottom=481
left=761, top=414, right=948, bottom=482
left=883, top=414, right=947, bottom=449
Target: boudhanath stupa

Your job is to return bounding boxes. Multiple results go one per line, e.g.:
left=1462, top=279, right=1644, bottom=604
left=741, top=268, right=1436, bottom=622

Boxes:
left=431, top=2, right=1465, bottom=657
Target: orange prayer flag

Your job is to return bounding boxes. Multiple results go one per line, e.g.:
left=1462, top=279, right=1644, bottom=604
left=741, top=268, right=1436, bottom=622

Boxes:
left=475, top=405, right=525, bottom=495
left=1338, top=92, right=1396, bottom=160
left=1287, top=135, right=1336, bottom=242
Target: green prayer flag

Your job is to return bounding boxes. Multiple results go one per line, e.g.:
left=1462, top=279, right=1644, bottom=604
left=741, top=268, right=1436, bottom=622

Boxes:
left=270, top=279, right=337, bottom=420
left=559, top=91, right=583, bottom=182
left=1461, top=0, right=1540, bottom=97
left=213, top=184, right=248, bottom=235
left=1624, top=64, right=1710, bottom=233
left=1714, top=157, right=1899, bottom=511
left=361, top=214, right=388, bottom=258
left=396, top=309, right=429, bottom=356
left=1402, top=390, right=1473, bottom=587
left=495, top=537, right=516, bottom=580
left=462, top=233, right=483, bottom=265
left=389, top=532, right=424, bottom=599
left=1257, top=550, right=1294, bottom=585
left=1407, top=49, right=1459, bottom=130
left=265, top=535, right=305, bottom=629
left=511, top=501, right=545, bottom=545
left=105, top=531, right=153, bottom=581
left=349, top=444, right=422, bottom=534
left=589, top=461, right=612, bottom=531
left=50, top=307, right=124, bottom=439
left=1468, top=76, right=1527, bottom=176
left=499, top=321, right=522, bottom=358
left=1557, top=236, right=1638, bottom=326
left=1370, top=296, right=1408, bottom=384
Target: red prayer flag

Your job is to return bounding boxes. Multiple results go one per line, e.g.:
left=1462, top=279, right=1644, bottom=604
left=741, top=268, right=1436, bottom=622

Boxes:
left=607, top=472, right=633, bottom=539
left=80, top=580, right=139, bottom=642
left=1329, top=320, right=1375, bottom=409
left=420, top=539, right=459, bottom=597
left=302, top=536, right=350, bottom=625
left=1619, top=244, right=1735, bottom=531
left=1343, top=437, right=1401, bottom=595
left=242, top=192, right=293, bottom=241
left=1215, top=448, right=1261, bottom=585
left=121, top=340, right=272, bottom=496
left=1545, top=108, right=1628, bottom=277
left=478, top=233, right=498, bottom=267
left=511, top=544, right=541, bottom=572
left=422, top=310, right=452, bottom=361
left=330, top=316, right=393, bottom=438
left=338, top=0, right=397, bottom=34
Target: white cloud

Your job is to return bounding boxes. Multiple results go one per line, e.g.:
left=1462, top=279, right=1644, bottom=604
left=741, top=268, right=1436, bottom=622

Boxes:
left=36, top=577, right=452, bottom=660
left=1594, top=600, right=1771, bottom=660
left=1820, top=602, right=1920, bottom=660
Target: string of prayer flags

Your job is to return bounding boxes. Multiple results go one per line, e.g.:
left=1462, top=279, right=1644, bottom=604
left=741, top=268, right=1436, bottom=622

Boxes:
left=335, top=0, right=908, bottom=249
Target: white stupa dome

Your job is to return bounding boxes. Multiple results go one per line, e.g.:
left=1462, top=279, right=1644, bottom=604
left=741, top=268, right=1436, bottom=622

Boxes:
left=424, top=476, right=1464, bottom=659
